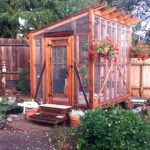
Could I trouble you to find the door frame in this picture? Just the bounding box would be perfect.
[45,35,74,106]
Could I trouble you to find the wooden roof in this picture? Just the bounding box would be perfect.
[30,2,140,35]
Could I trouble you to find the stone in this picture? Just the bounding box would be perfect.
[7,116,13,123]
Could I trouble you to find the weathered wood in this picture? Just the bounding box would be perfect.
[131,58,150,98]
[0,38,29,82]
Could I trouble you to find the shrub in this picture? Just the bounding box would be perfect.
[76,107,150,150]
[16,68,30,94]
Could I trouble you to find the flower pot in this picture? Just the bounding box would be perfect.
[70,117,80,128]
[25,108,38,117]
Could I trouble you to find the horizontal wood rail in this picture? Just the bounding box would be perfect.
[100,7,116,16]
[0,72,19,74]
[95,94,130,108]
[0,44,29,46]
[109,10,125,19]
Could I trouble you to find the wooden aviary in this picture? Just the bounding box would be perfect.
[29,2,140,109]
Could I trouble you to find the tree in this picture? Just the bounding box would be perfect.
[0,0,99,38]
[0,0,149,43]
[108,0,150,44]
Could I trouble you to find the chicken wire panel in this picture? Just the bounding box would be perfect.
[75,34,89,105]
[93,16,130,104]
[35,38,44,101]
[47,23,72,33]
[75,15,89,34]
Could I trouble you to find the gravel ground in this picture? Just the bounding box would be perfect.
[0,120,53,150]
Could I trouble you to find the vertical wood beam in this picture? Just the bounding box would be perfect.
[75,35,79,105]
[126,27,132,109]
[45,38,51,103]
[29,34,36,97]
[42,37,46,102]
[89,9,94,108]
[128,28,132,95]
[140,65,143,97]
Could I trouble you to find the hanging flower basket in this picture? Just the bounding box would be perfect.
[129,41,149,60]
[89,37,119,62]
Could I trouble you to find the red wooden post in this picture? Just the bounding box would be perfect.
[89,9,94,108]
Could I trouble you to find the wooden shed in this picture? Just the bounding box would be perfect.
[29,2,139,109]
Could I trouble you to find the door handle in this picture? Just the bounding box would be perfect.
[66,64,74,78]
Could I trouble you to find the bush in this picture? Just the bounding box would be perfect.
[76,107,150,150]
[16,68,30,94]
[49,127,78,150]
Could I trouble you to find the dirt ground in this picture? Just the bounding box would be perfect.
[0,120,53,150]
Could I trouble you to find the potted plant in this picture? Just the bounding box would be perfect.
[69,109,84,128]
[89,37,119,61]
[129,41,149,60]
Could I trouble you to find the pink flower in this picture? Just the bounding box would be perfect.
[129,46,134,51]
[106,36,111,42]
[89,50,95,59]
[137,41,143,45]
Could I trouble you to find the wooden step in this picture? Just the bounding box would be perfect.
[29,104,72,126]
[39,104,72,116]
[29,113,67,126]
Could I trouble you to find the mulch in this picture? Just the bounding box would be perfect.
[0,120,54,150]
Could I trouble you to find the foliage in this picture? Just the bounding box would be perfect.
[49,127,78,150]
[0,0,98,38]
[129,41,149,60]
[109,0,150,44]
[89,37,119,61]
[16,68,30,94]
[0,97,17,114]
[79,65,88,92]
[76,107,150,150]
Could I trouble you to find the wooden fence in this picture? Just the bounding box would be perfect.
[131,58,150,98]
[0,38,29,82]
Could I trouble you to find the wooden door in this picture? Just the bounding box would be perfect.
[45,36,74,105]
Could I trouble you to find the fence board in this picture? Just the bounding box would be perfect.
[131,58,150,98]
[0,38,29,82]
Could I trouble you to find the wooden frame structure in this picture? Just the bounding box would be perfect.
[29,2,139,109]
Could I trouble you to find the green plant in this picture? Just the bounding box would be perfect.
[129,41,149,60]
[91,37,119,61]
[16,68,30,94]
[49,127,78,150]
[79,65,88,91]
[79,66,88,75]
[76,107,150,150]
